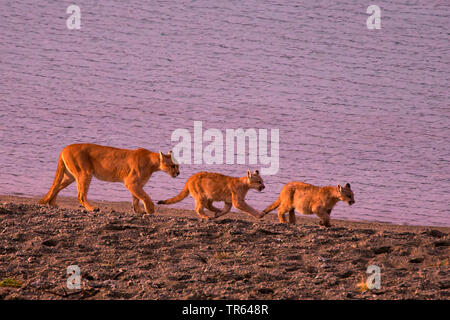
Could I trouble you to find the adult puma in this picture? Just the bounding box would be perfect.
[39,143,179,215]
[263,182,355,227]
[158,170,265,220]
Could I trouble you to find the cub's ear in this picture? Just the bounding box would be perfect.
[345,183,351,189]
[159,151,164,160]
[168,150,172,155]
[254,170,260,175]
[247,170,251,178]
[337,184,342,192]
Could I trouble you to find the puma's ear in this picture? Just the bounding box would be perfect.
[170,152,178,164]
[159,151,164,160]
[254,170,259,175]
[168,150,172,155]
[337,184,342,192]
[345,183,351,189]
[247,170,251,178]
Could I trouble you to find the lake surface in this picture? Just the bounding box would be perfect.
[1,1,449,226]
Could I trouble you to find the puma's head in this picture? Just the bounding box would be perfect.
[247,170,265,192]
[159,151,180,178]
[338,183,355,206]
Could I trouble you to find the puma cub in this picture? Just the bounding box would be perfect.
[263,182,355,227]
[158,170,265,220]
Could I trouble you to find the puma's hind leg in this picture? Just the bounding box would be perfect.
[39,155,70,206]
[76,173,99,212]
[61,153,98,212]
[48,173,75,206]
[205,199,221,214]
[194,198,210,220]
[277,204,290,223]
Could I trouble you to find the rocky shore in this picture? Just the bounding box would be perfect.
[0,196,448,300]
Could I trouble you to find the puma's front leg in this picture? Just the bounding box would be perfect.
[206,199,222,214]
[288,208,296,224]
[213,202,232,219]
[316,208,331,227]
[232,193,264,219]
[125,178,155,215]
[132,195,144,214]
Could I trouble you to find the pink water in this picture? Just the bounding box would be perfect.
[1,1,449,226]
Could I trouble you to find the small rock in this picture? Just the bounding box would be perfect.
[285,266,301,272]
[313,279,324,285]
[177,274,192,281]
[434,240,449,247]
[84,274,95,281]
[306,266,318,274]
[398,249,411,256]
[372,246,392,254]
[360,229,375,235]
[286,255,303,261]
[103,280,117,290]
[258,288,274,294]
[337,270,353,278]
[42,239,58,247]
[88,282,104,288]
[438,281,450,290]
[426,229,446,238]
[409,257,424,264]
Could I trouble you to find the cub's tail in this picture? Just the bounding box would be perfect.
[157,183,189,205]
[263,197,281,214]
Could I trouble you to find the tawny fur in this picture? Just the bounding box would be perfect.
[158,170,265,220]
[39,143,179,215]
[263,182,355,227]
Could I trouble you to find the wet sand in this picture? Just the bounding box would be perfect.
[0,195,448,300]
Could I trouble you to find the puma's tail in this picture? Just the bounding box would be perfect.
[157,183,189,205]
[38,154,65,204]
[263,197,281,214]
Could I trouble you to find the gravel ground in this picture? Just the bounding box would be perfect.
[0,196,448,300]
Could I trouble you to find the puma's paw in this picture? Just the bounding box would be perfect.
[319,221,331,228]
[133,206,144,214]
